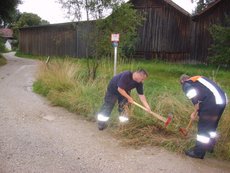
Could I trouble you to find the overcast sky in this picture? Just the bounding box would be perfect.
[17,0,197,24]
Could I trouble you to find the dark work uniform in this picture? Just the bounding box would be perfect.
[183,76,227,158]
[99,71,144,118]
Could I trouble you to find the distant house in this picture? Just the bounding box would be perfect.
[18,0,230,62]
[0,28,13,50]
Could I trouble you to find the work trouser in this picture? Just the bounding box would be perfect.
[98,90,129,119]
[194,104,226,155]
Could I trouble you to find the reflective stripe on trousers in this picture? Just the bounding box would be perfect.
[196,131,217,144]
[97,114,109,122]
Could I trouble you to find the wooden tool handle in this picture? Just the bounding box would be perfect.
[186,111,198,130]
[133,101,167,122]
[186,119,193,130]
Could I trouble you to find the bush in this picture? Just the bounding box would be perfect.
[0,38,6,52]
[209,16,230,67]
[94,3,144,58]
[0,54,7,66]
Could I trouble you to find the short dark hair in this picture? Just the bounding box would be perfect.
[179,74,190,84]
[136,69,148,77]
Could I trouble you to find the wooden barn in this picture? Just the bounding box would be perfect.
[19,0,230,62]
[130,0,191,61]
[19,21,95,57]
[131,0,230,62]
[190,0,230,62]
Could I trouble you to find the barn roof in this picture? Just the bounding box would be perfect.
[19,20,96,30]
[0,28,13,38]
[129,0,191,16]
[164,0,191,16]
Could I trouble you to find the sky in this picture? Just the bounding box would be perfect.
[17,0,71,24]
[17,0,197,24]
[172,0,197,13]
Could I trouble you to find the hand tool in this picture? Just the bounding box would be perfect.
[179,111,197,136]
[133,101,173,127]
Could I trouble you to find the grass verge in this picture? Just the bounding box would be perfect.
[31,56,230,160]
[0,54,7,66]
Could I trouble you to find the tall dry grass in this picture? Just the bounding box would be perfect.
[33,57,230,160]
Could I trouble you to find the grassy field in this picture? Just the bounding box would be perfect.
[31,56,230,160]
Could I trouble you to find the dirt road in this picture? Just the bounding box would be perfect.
[0,52,230,173]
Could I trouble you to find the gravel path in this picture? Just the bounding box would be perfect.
[0,52,230,173]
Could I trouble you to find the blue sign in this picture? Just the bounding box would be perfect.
[112,42,119,47]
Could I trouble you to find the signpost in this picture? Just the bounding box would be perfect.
[111,33,119,76]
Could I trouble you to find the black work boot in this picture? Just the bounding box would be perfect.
[185,147,205,159]
[98,121,107,130]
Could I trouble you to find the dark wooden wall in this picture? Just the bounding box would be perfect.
[19,21,95,57]
[131,0,191,61]
[131,0,230,62]
[190,0,230,62]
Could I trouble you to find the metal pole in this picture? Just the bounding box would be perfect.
[114,46,117,76]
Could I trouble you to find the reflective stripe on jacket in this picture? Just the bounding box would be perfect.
[188,76,226,105]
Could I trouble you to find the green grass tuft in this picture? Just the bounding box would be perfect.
[0,54,7,66]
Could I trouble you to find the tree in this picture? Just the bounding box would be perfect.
[208,15,230,66]
[94,2,144,58]
[57,0,124,21]
[194,0,216,14]
[0,0,21,26]
[58,0,125,80]
[0,37,6,52]
[58,1,144,80]
[15,12,49,28]
[13,12,49,37]
[12,12,49,49]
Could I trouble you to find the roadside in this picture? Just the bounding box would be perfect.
[0,52,230,173]
[0,53,7,66]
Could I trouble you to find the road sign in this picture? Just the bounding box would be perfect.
[111,33,120,76]
[111,33,120,42]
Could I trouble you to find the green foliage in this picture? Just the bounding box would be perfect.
[58,0,124,21]
[0,38,6,52]
[85,0,124,20]
[0,0,21,26]
[94,3,144,58]
[0,54,7,66]
[33,80,50,96]
[15,12,49,28]
[15,51,46,60]
[12,13,49,44]
[194,0,216,14]
[209,16,230,66]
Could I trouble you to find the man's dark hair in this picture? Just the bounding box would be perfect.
[179,74,190,84]
[136,69,148,77]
